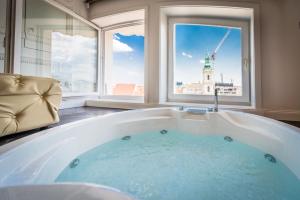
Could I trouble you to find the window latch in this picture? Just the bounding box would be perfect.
[243,58,249,71]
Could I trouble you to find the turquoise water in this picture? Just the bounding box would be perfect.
[56,131,300,200]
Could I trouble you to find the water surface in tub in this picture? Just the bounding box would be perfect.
[56,131,300,200]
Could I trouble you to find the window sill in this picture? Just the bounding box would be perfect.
[83,99,300,122]
[160,101,256,111]
[86,99,149,109]
[85,99,256,111]
[62,92,99,98]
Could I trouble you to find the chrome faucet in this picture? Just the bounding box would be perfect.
[214,88,219,112]
[178,106,184,111]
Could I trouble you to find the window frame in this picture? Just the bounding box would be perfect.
[167,17,251,106]
[13,0,101,98]
[100,20,145,102]
[0,0,17,74]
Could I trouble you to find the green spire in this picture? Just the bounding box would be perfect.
[204,55,212,69]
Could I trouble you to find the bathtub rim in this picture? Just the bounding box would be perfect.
[0,107,299,155]
[0,107,300,184]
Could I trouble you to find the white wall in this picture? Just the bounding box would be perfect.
[260,0,300,120]
[88,0,300,121]
[53,0,88,19]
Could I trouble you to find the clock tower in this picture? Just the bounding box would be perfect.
[202,55,214,95]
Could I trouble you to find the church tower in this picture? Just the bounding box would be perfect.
[202,55,214,95]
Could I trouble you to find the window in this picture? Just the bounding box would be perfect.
[103,22,145,99]
[168,18,250,105]
[0,0,8,72]
[19,0,98,95]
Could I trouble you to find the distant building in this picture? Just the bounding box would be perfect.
[181,82,202,94]
[215,83,241,96]
[175,55,241,96]
[202,56,215,95]
[133,85,144,96]
[112,83,144,96]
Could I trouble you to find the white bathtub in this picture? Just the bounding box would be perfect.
[0,107,299,188]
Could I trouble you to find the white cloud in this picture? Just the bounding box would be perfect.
[182,52,192,58]
[113,39,133,52]
[119,33,144,37]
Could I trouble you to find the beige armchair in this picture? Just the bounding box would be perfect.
[0,74,62,137]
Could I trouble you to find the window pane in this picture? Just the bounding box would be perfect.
[104,24,144,96]
[174,24,242,96]
[20,0,98,93]
[0,0,7,72]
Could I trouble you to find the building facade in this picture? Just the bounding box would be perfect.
[175,55,241,96]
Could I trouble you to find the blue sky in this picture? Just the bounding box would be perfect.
[111,33,144,85]
[175,24,242,86]
[111,24,242,86]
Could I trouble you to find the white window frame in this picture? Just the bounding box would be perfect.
[13,0,101,98]
[168,17,251,106]
[100,20,145,102]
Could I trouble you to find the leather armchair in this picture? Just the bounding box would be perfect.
[0,74,62,137]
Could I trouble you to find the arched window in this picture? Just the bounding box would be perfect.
[207,75,210,80]
[207,86,210,92]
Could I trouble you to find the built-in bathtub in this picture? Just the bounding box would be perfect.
[0,108,299,199]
